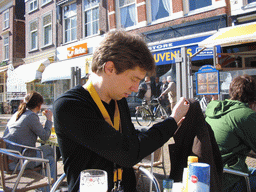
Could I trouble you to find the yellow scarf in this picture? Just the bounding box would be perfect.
[86,81,120,131]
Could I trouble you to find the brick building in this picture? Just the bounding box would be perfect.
[0,0,25,113]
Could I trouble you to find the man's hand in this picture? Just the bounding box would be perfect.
[170,97,189,124]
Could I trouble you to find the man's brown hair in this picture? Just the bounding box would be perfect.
[229,74,256,104]
[91,30,155,75]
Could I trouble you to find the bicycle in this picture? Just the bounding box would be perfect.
[135,97,168,127]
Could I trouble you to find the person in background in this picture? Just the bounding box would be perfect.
[3,91,55,178]
[160,75,177,113]
[154,76,162,97]
[160,77,170,115]
[205,74,256,191]
[199,94,212,113]
[53,30,189,192]
[138,75,156,103]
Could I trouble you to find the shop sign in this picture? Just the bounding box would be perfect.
[67,43,88,59]
[195,65,220,95]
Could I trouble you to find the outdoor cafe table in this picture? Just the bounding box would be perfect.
[37,134,58,182]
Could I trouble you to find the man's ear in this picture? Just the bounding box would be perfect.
[104,61,116,75]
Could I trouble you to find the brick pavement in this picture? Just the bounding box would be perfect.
[1,114,256,191]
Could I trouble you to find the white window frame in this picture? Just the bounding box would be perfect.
[63,2,77,43]
[147,0,172,24]
[3,10,9,30]
[41,0,52,7]
[83,0,100,38]
[183,0,224,16]
[243,0,256,8]
[3,35,9,61]
[42,12,53,47]
[29,19,38,51]
[116,0,137,29]
[29,0,38,13]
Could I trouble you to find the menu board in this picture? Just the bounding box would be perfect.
[196,65,220,95]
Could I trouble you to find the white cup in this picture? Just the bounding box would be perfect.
[80,169,108,192]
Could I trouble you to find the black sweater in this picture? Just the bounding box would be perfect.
[53,85,177,191]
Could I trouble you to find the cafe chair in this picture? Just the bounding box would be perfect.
[136,166,161,192]
[223,168,251,192]
[50,173,66,192]
[0,148,53,192]
[134,146,166,177]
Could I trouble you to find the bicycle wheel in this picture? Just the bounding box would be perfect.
[155,105,168,120]
[135,107,153,127]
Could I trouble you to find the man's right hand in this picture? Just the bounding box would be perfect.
[170,97,189,124]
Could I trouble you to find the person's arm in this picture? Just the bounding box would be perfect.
[54,95,187,168]
[28,113,52,141]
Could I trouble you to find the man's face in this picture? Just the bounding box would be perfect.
[155,77,159,83]
[109,66,146,100]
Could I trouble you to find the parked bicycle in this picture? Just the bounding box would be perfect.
[135,97,168,126]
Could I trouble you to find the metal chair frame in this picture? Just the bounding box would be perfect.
[223,168,251,192]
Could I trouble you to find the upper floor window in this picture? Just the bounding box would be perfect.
[42,0,52,6]
[117,0,136,28]
[151,0,171,21]
[248,0,256,3]
[83,0,99,37]
[3,10,9,29]
[63,3,77,43]
[29,0,38,12]
[3,36,9,60]
[42,13,52,46]
[189,0,212,11]
[30,20,38,50]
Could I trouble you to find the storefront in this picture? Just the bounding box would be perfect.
[198,22,256,99]
[41,35,104,103]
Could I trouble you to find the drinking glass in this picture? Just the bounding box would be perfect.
[80,169,108,192]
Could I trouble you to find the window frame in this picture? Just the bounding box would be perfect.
[243,0,256,8]
[42,11,53,47]
[147,0,172,24]
[3,10,9,30]
[29,0,38,13]
[3,35,9,61]
[63,2,77,44]
[115,0,137,29]
[41,0,52,7]
[83,0,100,38]
[29,19,38,51]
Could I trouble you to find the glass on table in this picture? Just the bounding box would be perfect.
[80,169,108,192]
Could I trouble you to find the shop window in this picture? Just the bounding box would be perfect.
[151,0,171,22]
[42,13,52,46]
[29,0,38,12]
[30,20,38,51]
[116,0,136,28]
[3,36,9,60]
[63,3,77,43]
[83,0,99,37]
[189,0,212,11]
[3,10,9,29]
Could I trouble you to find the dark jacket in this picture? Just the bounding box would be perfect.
[169,99,223,192]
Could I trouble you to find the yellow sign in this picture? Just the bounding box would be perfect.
[67,43,88,59]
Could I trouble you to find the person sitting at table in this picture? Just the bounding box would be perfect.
[3,91,55,178]
[53,30,190,192]
[205,74,256,191]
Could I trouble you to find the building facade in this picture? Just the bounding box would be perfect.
[0,0,25,113]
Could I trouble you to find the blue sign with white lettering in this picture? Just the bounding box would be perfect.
[149,35,221,65]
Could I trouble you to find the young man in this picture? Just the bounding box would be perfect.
[53,30,189,192]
